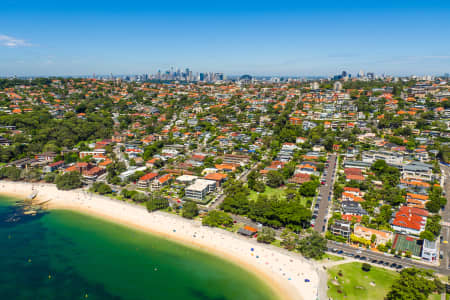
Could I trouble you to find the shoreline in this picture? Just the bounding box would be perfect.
[0,180,320,300]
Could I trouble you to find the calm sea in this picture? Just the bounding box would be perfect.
[0,195,277,300]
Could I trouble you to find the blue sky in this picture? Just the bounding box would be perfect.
[1,0,450,76]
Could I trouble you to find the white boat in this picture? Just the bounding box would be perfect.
[27,192,38,200]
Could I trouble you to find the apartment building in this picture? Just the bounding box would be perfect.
[185,179,216,202]
[362,150,404,165]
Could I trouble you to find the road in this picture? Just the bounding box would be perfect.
[439,163,450,270]
[324,163,450,276]
[327,240,450,275]
[313,153,338,233]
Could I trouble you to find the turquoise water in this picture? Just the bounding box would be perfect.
[0,195,278,300]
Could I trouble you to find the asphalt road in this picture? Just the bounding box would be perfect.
[439,164,450,270]
[328,240,449,275]
[313,154,337,233]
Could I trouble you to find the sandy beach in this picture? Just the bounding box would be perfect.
[0,180,320,300]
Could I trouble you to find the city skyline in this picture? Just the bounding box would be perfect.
[1,0,450,76]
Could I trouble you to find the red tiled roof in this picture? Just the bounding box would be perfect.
[140,173,158,181]
[158,174,171,184]
[49,160,64,167]
[342,215,362,222]
[344,168,363,176]
[392,214,423,230]
[344,187,360,193]
[398,206,429,217]
[346,174,365,181]
[204,173,228,181]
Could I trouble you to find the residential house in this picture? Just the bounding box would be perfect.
[362,150,404,165]
[43,160,65,173]
[203,173,228,187]
[353,224,393,246]
[152,174,172,190]
[402,162,434,182]
[391,206,428,236]
[422,239,438,262]
[82,166,106,183]
[341,201,368,216]
[79,150,106,159]
[406,193,429,209]
[36,152,57,162]
[137,172,158,188]
[330,220,351,238]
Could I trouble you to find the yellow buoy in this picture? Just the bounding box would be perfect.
[85,294,88,298]
[28,259,32,263]
[48,275,51,279]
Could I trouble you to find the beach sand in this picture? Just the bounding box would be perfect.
[0,180,320,300]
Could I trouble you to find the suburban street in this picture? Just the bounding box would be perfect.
[327,240,450,275]
[313,153,337,233]
[439,164,450,271]
[323,164,450,277]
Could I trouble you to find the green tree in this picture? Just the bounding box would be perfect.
[182,201,199,219]
[146,194,168,211]
[280,228,298,250]
[90,182,112,195]
[132,192,148,203]
[55,172,82,190]
[297,231,327,259]
[298,181,318,197]
[386,268,440,300]
[361,263,371,272]
[266,170,284,188]
[257,227,276,244]
[44,172,57,183]
[0,166,22,181]
[202,210,233,227]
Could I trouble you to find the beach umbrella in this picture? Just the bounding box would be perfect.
[251,248,254,251]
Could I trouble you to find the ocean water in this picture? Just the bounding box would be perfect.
[0,195,278,300]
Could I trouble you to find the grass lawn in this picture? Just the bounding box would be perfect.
[327,262,398,300]
[322,253,344,262]
[248,186,286,201]
[248,186,310,206]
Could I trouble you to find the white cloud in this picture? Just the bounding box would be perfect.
[0,34,32,47]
